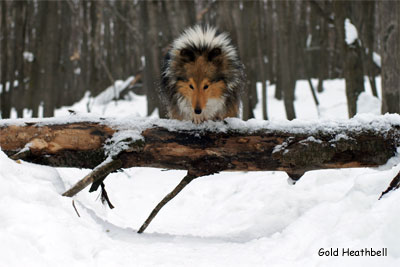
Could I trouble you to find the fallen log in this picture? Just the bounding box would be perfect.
[2,115,399,176]
[1,114,400,232]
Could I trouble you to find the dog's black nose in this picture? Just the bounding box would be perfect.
[194,108,202,114]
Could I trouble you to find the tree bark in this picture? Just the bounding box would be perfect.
[333,1,365,118]
[1,117,399,179]
[257,0,268,120]
[139,0,159,117]
[359,1,379,98]
[276,0,297,120]
[1,1,11,119]
[231,0,257,120]
[380,0,400,114]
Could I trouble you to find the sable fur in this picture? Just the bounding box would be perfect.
[160,25,245,123]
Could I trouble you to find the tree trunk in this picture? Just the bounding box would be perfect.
[360,1,379,98]
[316,1,328,93]
[276,0,296,120]
[1,1,11,118]
[333,1,365,118]
[232,1,257,120]
[380,0,400,114]
[257,0,268,120]
[140,1,162,117]
[11,1,27,118]
[344,40,365,118]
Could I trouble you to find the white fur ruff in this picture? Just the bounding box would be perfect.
[177,96,226,124]
[171,25,238,64]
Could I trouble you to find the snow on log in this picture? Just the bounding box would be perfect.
[1,114,400,178]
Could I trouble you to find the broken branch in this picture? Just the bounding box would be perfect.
[379,170,400,200]
[138,171,198,234]
[62,158,122,197]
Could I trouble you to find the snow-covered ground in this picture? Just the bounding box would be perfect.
[2,77,400,267]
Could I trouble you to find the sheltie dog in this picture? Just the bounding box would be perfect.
[160,25,245,124]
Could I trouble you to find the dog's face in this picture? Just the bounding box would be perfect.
[172,48,228,123]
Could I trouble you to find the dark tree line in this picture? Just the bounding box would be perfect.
[0,0,398,120]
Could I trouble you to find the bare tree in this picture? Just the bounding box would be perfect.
[358,1,379,97]
[276,0,297,120]
[333,0,364,118]
[1,1,11,118]
[257,0,269,120]
[380,0,400,114]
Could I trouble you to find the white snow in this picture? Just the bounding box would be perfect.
[254,78,382,121]
[141,56,145,67]
[54,77,148,118]
[306,34,312,48]
[345,18,358,45]
[23,51,34,62]
[373,52,382,68]
[74,67,81,75]
[300,136,323,144]
[92,77,135,106]
[357,92,381,115]
[0,80,19,94]
[1,76,400,266]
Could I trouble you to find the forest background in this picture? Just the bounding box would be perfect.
[0,0,399,120]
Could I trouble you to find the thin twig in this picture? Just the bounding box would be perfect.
[62,159,122,197]
[307,78,320,107]
[137,172,198,234]
[379,170,400,200]
[72,200,80,217]
[100,182,115,209]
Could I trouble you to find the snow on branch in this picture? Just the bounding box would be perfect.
[345,18,359,45]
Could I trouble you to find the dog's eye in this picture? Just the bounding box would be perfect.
[189,84,194,90]
[203,85,208,90]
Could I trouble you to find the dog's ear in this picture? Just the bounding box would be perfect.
[180,48,195,62]
[208,47,222,62]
